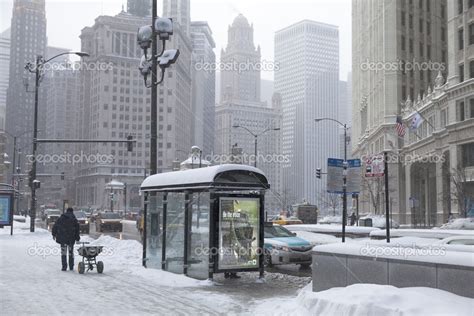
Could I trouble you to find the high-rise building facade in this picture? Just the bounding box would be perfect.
[76,11,151,210]
[190,21,216,156]
[215,15,282,212]
[275,20,340,206]
[352,0,448,223]
[5,0,47,174]
[0,28,10,130]
[163,0,190,36]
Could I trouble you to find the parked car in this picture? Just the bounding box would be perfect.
[45,209,61,230]
[95,212,123,232]
[74,210,90,234]
[264,223,312,268]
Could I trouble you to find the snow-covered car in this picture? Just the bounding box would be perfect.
[264,223,312,268]
[434,235,474,253]
[95,212,123,232]
[74,211,90,234]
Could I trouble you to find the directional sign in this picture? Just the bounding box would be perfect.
[327,158,361,194]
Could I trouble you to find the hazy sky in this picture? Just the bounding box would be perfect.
[0,0,352,81]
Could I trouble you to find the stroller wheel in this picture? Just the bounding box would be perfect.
[97,261,104,274]
[78,262,85,274]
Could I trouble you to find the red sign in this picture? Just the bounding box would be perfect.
[365,155,385,177]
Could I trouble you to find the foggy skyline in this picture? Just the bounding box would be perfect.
[0,0,352,81]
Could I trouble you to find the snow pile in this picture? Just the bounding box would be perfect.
[286,224,378,235]
[439,218,474,230]
[370,228,474,239]
[359,214,400,229]
[294,231,350,245]
[255,283,474,316]
[318,215,342,224]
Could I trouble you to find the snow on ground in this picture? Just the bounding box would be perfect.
[3,219,473,315]
[286,224,379,235]
[255,283,474,316]
[438,218,474,230]
[370,228,474,239]
[358,214,400,229]
[293,231,352,246]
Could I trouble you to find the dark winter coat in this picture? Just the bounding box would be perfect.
[52,212,80,244]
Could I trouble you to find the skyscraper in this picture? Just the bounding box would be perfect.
[215,15,282,212]
[5,0,47,169]
[275,20,340,206]
[0,28,10,130]
[163,0,190,36]
[190,21,216,156]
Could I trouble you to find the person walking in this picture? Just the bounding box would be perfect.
[52,207,80,271]
[350,212,357,226]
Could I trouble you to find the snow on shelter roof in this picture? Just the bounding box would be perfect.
[140,164,269,191]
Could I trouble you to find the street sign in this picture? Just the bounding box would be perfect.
[327,158,361,194]
[365,154,385,177]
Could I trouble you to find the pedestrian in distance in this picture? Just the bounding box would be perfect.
[350,212,357,226]
[52,207,80,271]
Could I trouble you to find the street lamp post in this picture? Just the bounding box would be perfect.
[315,118,349,242]
[25,51,89,232]
[232,125,280,168]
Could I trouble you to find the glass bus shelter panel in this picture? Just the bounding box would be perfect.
[165,192,186,274]
[187,192,210,280]
[146,192,164,269]
[218,197,260,270]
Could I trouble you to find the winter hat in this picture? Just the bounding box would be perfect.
[66,207,74,213]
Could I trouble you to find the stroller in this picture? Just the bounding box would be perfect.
[77,242,104,274]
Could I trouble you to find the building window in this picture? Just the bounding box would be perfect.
[470,24,474,45]
[441,27,446,42]
[461,143,474,167]
[419,43,424,56]
[409,38,414,53]
[471,60,474,78]
[419,18,423,33]
[426,0,430,11]
[458,101,465,121]
[401,35,406,50]
[440,109,447,128]
[409,15,413,28]
[471,0,474,8]
[470,99,474,119]
[459,28,464,50]
[426,21,431,35]
[460,64,465,82]
[459,0,464,13]
[401,12,406,26]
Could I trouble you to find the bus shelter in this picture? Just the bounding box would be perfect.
[140,164,269,280]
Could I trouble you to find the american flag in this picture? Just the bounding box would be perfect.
[395,115,406,137]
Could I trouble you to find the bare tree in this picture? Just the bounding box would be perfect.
[361,176,384,215]
[450,164,472,218]
[317,191,341,216]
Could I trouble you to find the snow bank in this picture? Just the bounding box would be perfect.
[286,224,379,235]
[318,215,342,224]
[255,283,474,316]
[312,242,474,267]
[439,218,474,230]
[370,228,474,239]
[294,231,350,246]
[359,214,400,229]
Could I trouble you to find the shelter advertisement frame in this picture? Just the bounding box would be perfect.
[0,192,13,226]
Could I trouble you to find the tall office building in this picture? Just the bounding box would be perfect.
[163,0,190,36]
[5,0,47,175]
[190,21,216,156]
[215,15,282,212]
[41,48,81,207]
[0,28,10,130]
[352,0,448,223]
[76,11,151,210]
[127,0,150,17]
[275,20,340,206]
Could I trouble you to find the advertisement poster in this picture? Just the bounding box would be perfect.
[218,198,260,270]
[0,194,12,225]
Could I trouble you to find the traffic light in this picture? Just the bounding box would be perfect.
[316,168,321,179]
[127,135,133,152]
